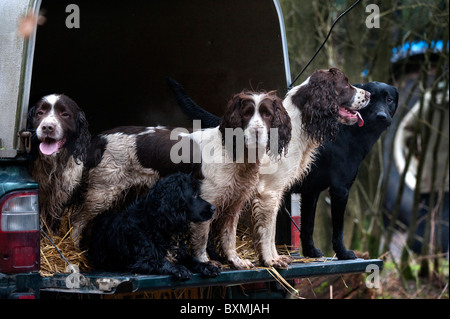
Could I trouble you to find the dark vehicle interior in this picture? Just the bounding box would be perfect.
[30,0,290,135]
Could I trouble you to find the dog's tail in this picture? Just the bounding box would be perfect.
[167,77,220,128]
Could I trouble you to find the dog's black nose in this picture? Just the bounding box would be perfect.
[210,205,216,213]
[42,124,54,133]
[376,112,388,120]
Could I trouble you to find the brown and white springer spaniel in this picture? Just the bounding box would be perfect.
[168,68,370,268]
[27,94,90,232]
[253,68,370,267]
[72,90,291,269]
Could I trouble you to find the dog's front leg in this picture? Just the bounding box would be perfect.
[71,183,124,247]
[179,254,221,278]
[252,192,292,268]
[131,257,192,280]
[175,238,221,277]
[158,260,193,281]
[217,211,254,270]
[189,219,221,267]
[329,187,356,260]
[300,191,324,258]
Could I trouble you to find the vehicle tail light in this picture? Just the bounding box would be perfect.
[0,191,40,273]
[290,193,301,250]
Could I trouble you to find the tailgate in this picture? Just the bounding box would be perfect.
[40,258,382,295]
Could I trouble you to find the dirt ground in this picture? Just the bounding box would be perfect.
[293,252,449,299]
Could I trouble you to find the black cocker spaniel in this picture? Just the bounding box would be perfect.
[87,172,220,280]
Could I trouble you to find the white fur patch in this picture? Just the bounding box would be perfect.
[137,127,156,135]
[244,93,270,150]
[36,95,64,142]
[351,86,370,109]
[43,94,60,106]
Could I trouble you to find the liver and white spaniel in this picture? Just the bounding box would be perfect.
[72,90,291,269]
[253,68,370,267]
[27,94,90,231]
[169,68,370,268]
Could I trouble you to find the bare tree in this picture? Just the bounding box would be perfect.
[280,0,449,282]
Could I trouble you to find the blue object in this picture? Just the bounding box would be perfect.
[391,40,447,63]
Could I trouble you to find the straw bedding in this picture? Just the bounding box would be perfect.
[39,207,90,277]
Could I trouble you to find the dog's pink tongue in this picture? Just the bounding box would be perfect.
[356,112,364,127]
[39,141,60,155]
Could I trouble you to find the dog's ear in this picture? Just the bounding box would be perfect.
[76,110,90,140]
[292,71,339,143]
[186,172,201,194]
[177,179,188,203]
[77,111,91,144]
[219,93,243,143]
[72,109,91,164]
[26,105,36,130]
[269,95,292,157]
[25,104,40,159]
[152,178,186,229]
[219,93,245,160]
[392,87,399,114]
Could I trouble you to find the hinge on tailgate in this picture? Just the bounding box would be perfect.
[96,278,121,292]
[18,130,33,153]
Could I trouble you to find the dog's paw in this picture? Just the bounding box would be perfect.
[229,255,254,270]
[277,255,293,267]
[199,263,221,278]
[263,255,293,268]
[171,265,192,281]
[303,246,324,258]
[336,249,357,260]
[207,259,223,269]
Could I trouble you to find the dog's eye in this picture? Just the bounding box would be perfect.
[261,111,272,118]
[36,110,44,116]
[386,97,393,103]
[243,109,254,118]
[61,112,70,118]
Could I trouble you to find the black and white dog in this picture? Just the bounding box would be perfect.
[87,172,221,280]
[168,80,397,260]
[27,94,90,232]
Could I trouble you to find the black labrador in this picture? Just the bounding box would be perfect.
[291,82,398,259]
[168,79,398,260]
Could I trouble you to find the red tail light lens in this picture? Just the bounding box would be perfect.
[0,191,40,273]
